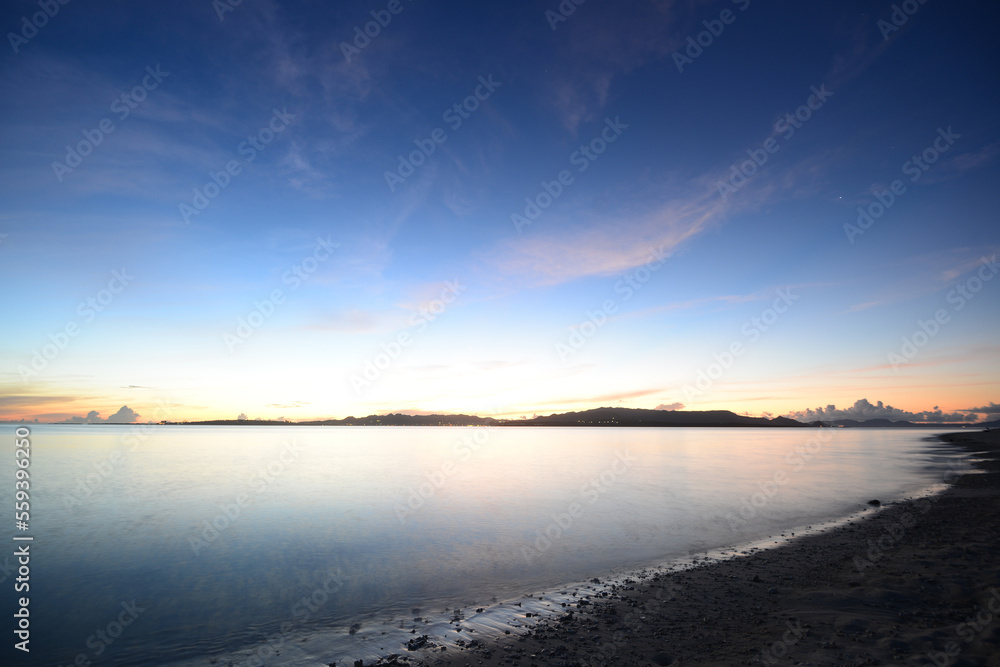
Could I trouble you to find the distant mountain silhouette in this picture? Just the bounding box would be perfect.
[187,413,497,426]
[506,407,805,427]
[300,413,496,426]
[808,418,1000,429]
[182,410,1000,429]
[823,418,910,427]
[185,409,800,427]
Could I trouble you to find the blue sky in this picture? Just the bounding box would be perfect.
[1,0,998,422]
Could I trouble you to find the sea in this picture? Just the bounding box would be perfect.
[0,424,973,666]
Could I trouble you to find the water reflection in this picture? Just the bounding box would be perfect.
[1,424,970,666]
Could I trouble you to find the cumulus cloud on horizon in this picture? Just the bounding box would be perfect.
[784,398,979,423]
[958,401,1000,422]
[60,406,141,424]
[655,402,684,411]
[960,401,1000,413]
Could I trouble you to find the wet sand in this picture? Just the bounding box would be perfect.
[356,429,1000,666]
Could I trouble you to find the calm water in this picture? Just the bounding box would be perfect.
[0,425,971,666]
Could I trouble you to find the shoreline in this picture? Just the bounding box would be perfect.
[356,429,1000,667]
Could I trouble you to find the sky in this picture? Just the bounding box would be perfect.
[1,0,998,423]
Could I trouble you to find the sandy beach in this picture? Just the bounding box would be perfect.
[357,430,1000,667]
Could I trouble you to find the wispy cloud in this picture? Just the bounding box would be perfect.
[838,247,1000,313]
[490,188,721,286]
[0,394,73,409]
[549,386,667,407]
[532,0,682,133]
[304,309,387,334]
[266,401,311,409]
[842,301,883,314]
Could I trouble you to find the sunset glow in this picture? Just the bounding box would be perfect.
[1,1,997,424]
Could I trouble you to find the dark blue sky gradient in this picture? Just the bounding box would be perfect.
[1,0,998,421]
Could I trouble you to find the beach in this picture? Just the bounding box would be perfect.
[384,430,1000,667]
